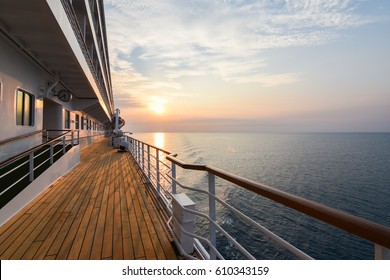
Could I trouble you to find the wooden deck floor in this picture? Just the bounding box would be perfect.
[0,139,178,260]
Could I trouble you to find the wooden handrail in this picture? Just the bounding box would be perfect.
[127,136,390,249]
[0,130,46,146]
[165,155,390,249]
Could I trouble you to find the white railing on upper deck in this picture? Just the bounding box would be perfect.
[125,136,390,260]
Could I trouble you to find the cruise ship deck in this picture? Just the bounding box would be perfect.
[0,139,177,260]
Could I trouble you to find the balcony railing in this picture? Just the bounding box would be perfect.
[0,130,79,209]
[125,136,390,260]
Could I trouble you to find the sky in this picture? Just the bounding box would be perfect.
[104,0,390,132]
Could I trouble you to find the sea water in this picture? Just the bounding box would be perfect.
[133,132,390,259]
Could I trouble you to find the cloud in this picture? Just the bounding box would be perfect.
[104,0,384,109]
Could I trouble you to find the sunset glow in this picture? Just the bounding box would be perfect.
[105,0,390,132]
[149,102,165,114]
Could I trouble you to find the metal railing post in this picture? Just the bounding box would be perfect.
[50,143,54,164]
[133,140,136,158]
[156,149,160,194]
[375,244,390,260]
[134,140,137,160]
[62,136,66,154]
[29,153,34,182]
[171,162,177,194]
[71,131,74,146]
[208,172,217,259]
[137,141,141,165]
[142,143,145,171]
[147,145,151,179]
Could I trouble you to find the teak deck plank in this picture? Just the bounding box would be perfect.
[0,138,177,260]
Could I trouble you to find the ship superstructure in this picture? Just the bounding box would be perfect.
[0,0,114,224]
[0,0,113,160]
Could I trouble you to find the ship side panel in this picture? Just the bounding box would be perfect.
[0,36,43,162]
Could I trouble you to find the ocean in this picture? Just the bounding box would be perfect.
[133,132,390,259]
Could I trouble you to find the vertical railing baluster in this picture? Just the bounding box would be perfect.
[171,162,177,194]
[29,153,34,182]
[142,143,145,171]
[156,149,160,194]
[137,141,141,165]
[71,131,74,146]
[134,140,136,160]
[50,142,54,164]
[147,145,151,179]
[62,136,66,154]
[375,244,390,260]
[208,172,216,260]
[135,141,138,163]
[135,140,138,161]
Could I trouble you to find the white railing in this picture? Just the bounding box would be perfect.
[0,130,79,205]
[125,136,390,260]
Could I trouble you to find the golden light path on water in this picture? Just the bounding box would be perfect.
[153,132,165,149]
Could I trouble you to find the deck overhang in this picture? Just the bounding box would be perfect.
[0,0,113,123]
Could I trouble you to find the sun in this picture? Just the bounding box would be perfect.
[149,102,165,114]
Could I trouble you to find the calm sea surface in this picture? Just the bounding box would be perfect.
[133,132,390,259]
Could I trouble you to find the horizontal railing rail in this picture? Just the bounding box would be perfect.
[0,130,80,208]
[0,130,46,146]
[125,136,390,260]
[0,130,78,168]
[167,156,390,249]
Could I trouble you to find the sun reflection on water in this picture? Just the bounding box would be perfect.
[153,132,165,149]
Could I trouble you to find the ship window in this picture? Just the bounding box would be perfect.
[16,89,34,126]
[75,114,80,129]
[64,110,70,129]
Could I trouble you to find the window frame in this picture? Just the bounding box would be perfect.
[81,116,84,130]
[75,114,80,130]
[64,109,71,129]
[16,89,34,126]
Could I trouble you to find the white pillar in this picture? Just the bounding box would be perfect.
[171,193,195,254]
[115,108,120,131]
[375,244,390,260]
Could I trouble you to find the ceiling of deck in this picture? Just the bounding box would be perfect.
[0,0,111,122]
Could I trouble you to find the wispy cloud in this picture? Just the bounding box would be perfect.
[105,0,383,108]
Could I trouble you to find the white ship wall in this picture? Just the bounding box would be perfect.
[0,35,107,163]
[0,36,43,162]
